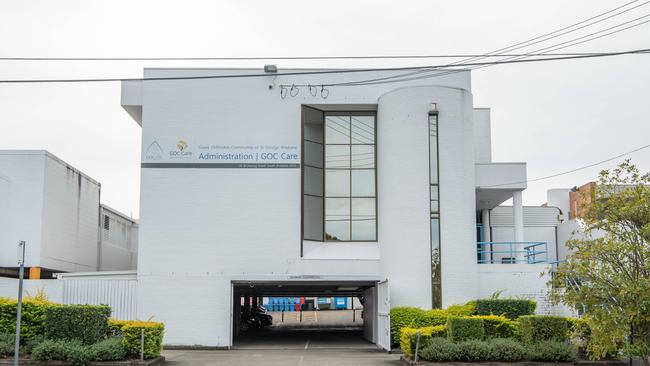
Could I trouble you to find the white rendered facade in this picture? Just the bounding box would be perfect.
[122,67,546,348]
[0,150,137,276]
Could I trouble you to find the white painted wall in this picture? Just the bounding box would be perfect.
[99,205,138,271]
[473,108,492,164]
[546,188,570,218]
[478,264,552,314]
[0,277,63,303]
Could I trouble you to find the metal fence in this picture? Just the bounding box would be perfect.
[477,241,548,264]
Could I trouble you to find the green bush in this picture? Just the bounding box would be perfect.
[399,325,446,358]
[390,303,475,347]
[488,338,526,361]
[120,321,164,359]
[0,297,58,343]
[475,298,536,320]
[519,315,569,344]
[526,340,578,362]
[31,339,94,366]
[470,315,518,339]
[419,337,459,362]
[23,334,46,355]
[0,333,13,357]
[44,304,111,344]
[90,337,127,361]
[456,339,491,361]
[447,317,484,342]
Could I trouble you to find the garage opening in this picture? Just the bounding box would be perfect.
[231,281,385,350]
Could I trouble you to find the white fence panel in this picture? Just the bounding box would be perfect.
[62,278,137,320]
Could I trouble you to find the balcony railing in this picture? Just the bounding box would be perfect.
[477,241,548,264]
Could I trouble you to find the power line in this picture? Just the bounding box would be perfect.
[477,144,650,188]
[2,48,645,84]
[0,52,627,62]
[303,1,650,88]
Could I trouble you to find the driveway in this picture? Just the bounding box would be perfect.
[163,320,401,365]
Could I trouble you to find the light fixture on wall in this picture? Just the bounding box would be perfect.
[429,102,438,115]
[280,86,288,99]
[290,84,299,97]
[320,85,330,99]
[308,84,317,97]
[264,64,278,73]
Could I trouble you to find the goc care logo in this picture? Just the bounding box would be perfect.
[170,139,192,159]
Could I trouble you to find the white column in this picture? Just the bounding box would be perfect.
[481,209,491,242]
[513,191,524,242]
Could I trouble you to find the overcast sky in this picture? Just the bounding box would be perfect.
[1,0,649,218]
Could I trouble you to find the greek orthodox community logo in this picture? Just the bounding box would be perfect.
[177,140,188,151]
[144,141,164,161]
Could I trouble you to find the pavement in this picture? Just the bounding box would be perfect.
[162,310,401,365]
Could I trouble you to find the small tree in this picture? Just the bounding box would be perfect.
[551,161,650,365]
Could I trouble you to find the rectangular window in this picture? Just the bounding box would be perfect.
[429,110,442,309]
[302,107,377,242]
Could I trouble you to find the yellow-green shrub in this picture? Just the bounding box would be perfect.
[400,325,446,358]
[390,302,475,347]
[470,315,518,339]
[109,320,164,359]
[0,296,58,343]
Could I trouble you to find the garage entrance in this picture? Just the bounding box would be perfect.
[231,281,389,350]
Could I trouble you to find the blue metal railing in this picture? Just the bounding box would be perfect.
[477,241,548,264]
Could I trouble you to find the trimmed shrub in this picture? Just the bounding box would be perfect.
[488,338,526,362]
[526,340,578,362]
[456,339,491,361]
[0,297,58,343]
[475,298,536,320]
[90,337,127,361]
[23,334,46,355]
[447,317,484,342]
[120,321,164,359]
[107,319,130,337]
[390,307,426,346]
[399,325,446,358]
[0,333,13,357]
[519,315,569,344]
[419,337,459,362]
[44,304,111,344]
[31,339,94,366]
[390,303,475,347]
[470,314,518,339]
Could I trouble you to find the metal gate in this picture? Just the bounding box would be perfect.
[377,279,391,351]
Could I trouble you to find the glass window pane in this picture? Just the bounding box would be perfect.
[304,108,324,143]
[351,116,375,144]
[325,198,350,241]
[431,200,439,212]
[325,170,350,197]
[304,140,323,168]
[352,220,376,241]
[304,166,323,196]
[325,116,350,144]
[352,170,375,197]
[429,116,439,184]
[351,145,375,168]
[325,145,350,169]
[303,195,323,240]
[352,198,376,240]
[430,185,439,198]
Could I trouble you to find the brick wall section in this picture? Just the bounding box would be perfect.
[568,182,596,220]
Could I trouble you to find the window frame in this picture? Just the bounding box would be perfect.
[301,108,378,244]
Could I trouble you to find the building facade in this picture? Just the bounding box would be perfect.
[121,67,550,348]
[0,150,137,277]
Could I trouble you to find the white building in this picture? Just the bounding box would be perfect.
[0,150,137,277]
[120,66,554,349]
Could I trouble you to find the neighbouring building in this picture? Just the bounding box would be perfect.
[119,66,562,349]
[0,150,137,278]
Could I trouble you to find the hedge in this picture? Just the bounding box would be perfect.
[419,337,527,362]
[475,298,536,320]
[0,297,57,343]
[416,338,575,363]
[390,302,475,346]
[31,337,128,366]
[111,320,164,359]
[44,304,111,345]
[399,325,446,358]
[470,315,518,339]
[519,315,569,344]
[447,317,484,342]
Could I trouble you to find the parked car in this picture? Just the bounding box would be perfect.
[240,306,272,331]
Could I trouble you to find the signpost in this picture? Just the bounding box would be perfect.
[14,241,25,366]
